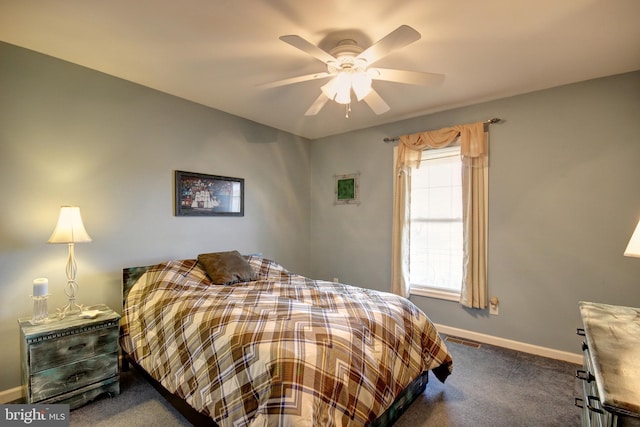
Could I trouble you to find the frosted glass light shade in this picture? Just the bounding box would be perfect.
[333,73,352,105]
[351,72,372,101]
[624,219,640,258]
[334,87,351,104]
[48,206,92,243]
[321,78,338,100]
[320,71,371,105]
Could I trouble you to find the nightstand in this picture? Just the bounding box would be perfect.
[18,304,120,409]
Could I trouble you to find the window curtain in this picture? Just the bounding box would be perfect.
[391,121,488,309]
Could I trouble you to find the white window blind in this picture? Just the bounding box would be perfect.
[409,145,463,299]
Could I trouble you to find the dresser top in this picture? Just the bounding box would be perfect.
[18,304,120,339]
[580,301,640,417]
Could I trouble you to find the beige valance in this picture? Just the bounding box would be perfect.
[396,121,487,171]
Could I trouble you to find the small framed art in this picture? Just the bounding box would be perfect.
[175,170,244,216]
[334,173,360,205]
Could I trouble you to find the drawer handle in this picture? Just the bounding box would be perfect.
[67,343,87,352]
[587,395,604,414]
[581,341,588,351]
[574,397,584,409]
[576,328,585,337]
[576,370,595,383]
[65,371,87,385]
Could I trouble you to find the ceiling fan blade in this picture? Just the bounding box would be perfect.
[370,68,445,86]
[280,35,337,64]
[363,89,390,115]
[304,93,330,116]
[357,25,421,66]
[258,72,331,89]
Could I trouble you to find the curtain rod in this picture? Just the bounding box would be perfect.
[383,118,501,143]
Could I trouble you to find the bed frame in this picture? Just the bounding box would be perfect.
[121,264,430,426]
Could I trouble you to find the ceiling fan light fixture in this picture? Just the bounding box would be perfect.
[321,70,370,106]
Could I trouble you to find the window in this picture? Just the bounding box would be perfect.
[409,145,463,300]
[391,122,488,307]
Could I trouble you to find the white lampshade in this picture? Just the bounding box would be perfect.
[48,206,92,244]
[624,219,640,258]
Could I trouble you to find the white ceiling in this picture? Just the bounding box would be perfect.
[1,0,639,140]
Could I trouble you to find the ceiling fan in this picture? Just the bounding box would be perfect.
[260,25,444,117]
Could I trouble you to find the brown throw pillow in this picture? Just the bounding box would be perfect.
[197,250,257,285]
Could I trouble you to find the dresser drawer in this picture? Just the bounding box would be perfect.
[28,326,118,372]
[30,352,118,402]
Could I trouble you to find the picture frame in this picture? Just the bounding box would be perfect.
[175,170,244,216]
[334,172,360,205]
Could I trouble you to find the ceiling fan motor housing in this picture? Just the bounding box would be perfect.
[327,39,368,73]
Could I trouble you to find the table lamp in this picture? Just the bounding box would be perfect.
[48,206,92,318]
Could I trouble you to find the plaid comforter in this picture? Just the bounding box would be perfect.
[120,256,452,427]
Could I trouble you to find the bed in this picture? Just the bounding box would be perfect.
[120,251,452,426]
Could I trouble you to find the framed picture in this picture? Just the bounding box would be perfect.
[334,172,360,205]
[175,170,244,216]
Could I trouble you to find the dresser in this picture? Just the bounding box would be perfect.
[19,305,120,409]
[576,301,640,426]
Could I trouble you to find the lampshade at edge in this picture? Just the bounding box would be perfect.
[624,219,640,258]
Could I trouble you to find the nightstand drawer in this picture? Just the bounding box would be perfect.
[28,325,118,372]
[30,351,118,402]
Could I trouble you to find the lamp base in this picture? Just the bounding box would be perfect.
[57,300,85,319]
[57,277,84,319]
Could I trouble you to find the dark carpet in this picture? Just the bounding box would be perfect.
[70,338,582,426]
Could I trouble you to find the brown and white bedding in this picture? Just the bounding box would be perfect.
[120,255,452,426]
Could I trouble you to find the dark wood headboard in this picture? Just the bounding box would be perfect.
[122,253,264,308]
[122,265,153,308]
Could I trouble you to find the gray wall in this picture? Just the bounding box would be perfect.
[0,42,311,392]
[310,70,640,354]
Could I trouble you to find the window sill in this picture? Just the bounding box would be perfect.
[410,287,460,302]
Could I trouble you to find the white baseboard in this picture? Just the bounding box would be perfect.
[435,323,583,365]
[0,386,22,404]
